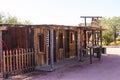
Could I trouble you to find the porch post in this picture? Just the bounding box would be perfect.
[50,28,54,70]
[80,29,83,61]
[99,28,102,60]
[77,29,80,60]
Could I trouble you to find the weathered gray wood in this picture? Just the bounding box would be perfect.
[77,29,80,61]
[50,29,54,70]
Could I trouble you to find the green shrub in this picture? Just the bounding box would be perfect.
[116,36,120,41]
[110,41,120,46]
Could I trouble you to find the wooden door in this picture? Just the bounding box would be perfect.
[69,31,77,58]
[35,28,49,66]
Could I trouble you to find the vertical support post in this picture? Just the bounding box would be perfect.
[30,28,34,49]
[83,30,86,55]
[63,30,65,61]
[90,47,92,64]
[77,29,80,61]
[80,30,83,61]
[84,18,87,27]
[50,29,54,71]
[99,27,102,60]
[83,18,87,55]
[0,31,3,77]
[84,17,87,49]
[84,17,87,50]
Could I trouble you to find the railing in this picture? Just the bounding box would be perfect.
[2,48,35,78]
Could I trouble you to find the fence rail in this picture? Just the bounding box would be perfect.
[2,48,35,78]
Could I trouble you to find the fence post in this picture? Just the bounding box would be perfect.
[3,51,6,78]
[6,50,9,76]
[15,49,19,74]
[23,49,27,72]
[29,49,31,71]
[18,49,21,74]
[31,48,34,70]
[21,49,24,73]
[12,50,16,75]
[9,50,12,74]
[26,48,29,72]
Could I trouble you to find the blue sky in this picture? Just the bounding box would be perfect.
[0,0,120,25]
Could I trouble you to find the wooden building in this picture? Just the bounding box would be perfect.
[33,25,78,71]
[0,16,104,78]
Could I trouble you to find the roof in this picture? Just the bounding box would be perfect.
[0,24,104,31]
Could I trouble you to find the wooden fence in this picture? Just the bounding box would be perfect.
[2,48,35,78]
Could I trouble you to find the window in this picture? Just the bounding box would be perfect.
[39,34,44,52]
[59,33,63,48]
[70,32,75,43]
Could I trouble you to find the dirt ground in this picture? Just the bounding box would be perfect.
[7,48,120,80]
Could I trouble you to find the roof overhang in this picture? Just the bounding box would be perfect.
[0,26,7,30]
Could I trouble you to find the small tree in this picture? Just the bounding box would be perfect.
[101,17,120,46]
[102,32,113,45]
[0,13,5,23]
[0,12,32,24]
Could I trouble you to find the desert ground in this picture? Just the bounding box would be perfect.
[6,47,120,80]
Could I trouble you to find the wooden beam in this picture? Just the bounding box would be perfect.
[80,16,102,18]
